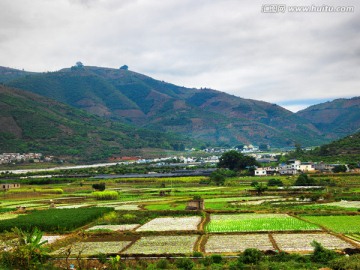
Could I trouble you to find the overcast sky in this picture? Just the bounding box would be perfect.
[0,0,359,112]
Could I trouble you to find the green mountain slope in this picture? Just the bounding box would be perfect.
[0,66,33,83]
[292,132,360,163]
[297,97,360,139]
[5,65,328,147]
[0,85,189,161]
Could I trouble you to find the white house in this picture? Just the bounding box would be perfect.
[254,168,267,176]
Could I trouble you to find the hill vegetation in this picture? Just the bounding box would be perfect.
[287,131,360,163]
[297,97,360,139]
[4,65,328,147]
[0,85,190,161]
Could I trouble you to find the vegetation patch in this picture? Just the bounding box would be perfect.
[0,207,113,233]
[301,215,360,233]
[206,214,320,232]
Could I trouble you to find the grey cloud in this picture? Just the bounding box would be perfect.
[0,0,359,111]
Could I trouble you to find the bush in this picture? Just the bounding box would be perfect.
[192,251,203,257]
[329,254,360,270]
[156,258,170,269]
[268,179,284,186]
[294,174,316,186]
[92,182,106,191]
[175,257,194,270]
[211,254,223,264]
[241,248,263,264]
[311,241,339,264]
[201,256,213,266]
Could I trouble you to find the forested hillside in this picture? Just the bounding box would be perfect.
[0,85,189,161]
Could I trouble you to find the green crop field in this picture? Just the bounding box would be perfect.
[301,215,360,233]
[206,213,320,232]
[0,207,113,233]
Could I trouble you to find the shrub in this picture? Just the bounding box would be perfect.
[211,254,223,264]
[92,182,106,191]
[329,254,360,270]
[268,179,284,186]
[156,258,170,269]
[175,257,194,270]
[0,227,50,269]
[192,251,203,257]
[241,248,263,264]
[201,256,213,266]
[251,181,259,187]
[311,241,339,264]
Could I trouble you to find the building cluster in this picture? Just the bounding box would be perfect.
[0,153,53,165]
[255,160,348,176]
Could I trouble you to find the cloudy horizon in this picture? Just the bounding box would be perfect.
[1,0,359,112]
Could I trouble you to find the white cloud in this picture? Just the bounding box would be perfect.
[0,0,359,111]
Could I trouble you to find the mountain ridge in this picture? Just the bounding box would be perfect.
[0,84,190,160]
[3,65,329,148]
[297,96,360,139]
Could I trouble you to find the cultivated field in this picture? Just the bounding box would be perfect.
[273,233,355,251]
[136,216,201,231]
[205,234,274,253]
[206,213,320,232]
[302,215,360,233]
[123,235,198,254]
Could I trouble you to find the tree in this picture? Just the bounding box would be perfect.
[294,174,316,186]
[210,170,226,186]
[259,144,269,151]
[119,65,128,70]
[218,150,258,171]
[254,183,268,195]
[92,182,105,191]
[332,165,347,173]
[268,179,283,186]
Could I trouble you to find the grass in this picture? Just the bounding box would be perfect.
[206,214,320,233]
[301,215,360,233]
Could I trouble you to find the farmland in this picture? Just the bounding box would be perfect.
[123,235,198,254]
[206,214,320,232]
[301,215,360,233]
[272,233,355,251]
[0,171,360,269]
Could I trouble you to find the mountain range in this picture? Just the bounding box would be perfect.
[0,64,359,158]
[0,84,188,161]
